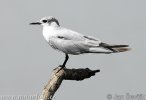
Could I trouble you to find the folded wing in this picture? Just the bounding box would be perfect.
[48,28,130,54]
[48,36,114,55]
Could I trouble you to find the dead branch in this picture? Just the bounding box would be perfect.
[39,66,100,100]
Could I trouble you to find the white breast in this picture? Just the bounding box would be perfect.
[42,26,56,42]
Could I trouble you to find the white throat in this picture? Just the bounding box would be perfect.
[42,25,58,42]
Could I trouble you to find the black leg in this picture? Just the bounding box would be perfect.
[57,54,69,73]
[61,54,69,68]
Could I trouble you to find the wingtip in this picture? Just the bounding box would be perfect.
[114,47,131,52]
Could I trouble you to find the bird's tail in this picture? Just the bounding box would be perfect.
[111,46,131,52]
[99,43,131,53]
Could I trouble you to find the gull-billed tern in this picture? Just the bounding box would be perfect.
[30,16,130,68]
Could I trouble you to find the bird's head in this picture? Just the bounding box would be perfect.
[30,16,60,27]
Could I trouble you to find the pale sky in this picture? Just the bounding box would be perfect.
[0,0,146,100]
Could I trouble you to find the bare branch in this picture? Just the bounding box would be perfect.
[39,66,100,100]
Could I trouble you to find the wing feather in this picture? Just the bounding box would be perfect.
[48,28,107,54]
[48,37,90,55]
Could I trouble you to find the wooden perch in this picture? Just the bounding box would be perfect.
[39,66,100,100]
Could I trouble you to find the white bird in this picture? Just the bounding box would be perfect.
[30,16,130,68]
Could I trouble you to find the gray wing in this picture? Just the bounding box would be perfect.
[56,28,102,46]
[56,27,101,41]
[48,28,113,54]
[48,35,112,55]
[48,36,90,55]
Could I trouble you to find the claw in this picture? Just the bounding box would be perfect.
[56,66,65,73]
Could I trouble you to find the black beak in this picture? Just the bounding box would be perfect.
[29,22,41,25]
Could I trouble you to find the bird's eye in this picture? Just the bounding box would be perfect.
[42,20,47,23]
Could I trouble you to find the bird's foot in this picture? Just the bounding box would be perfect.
[55,65,65,73]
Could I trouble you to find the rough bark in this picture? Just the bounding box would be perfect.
[39,66,100,100]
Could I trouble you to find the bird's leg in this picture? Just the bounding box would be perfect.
[57,54,69,73]
[61,54,69,68]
